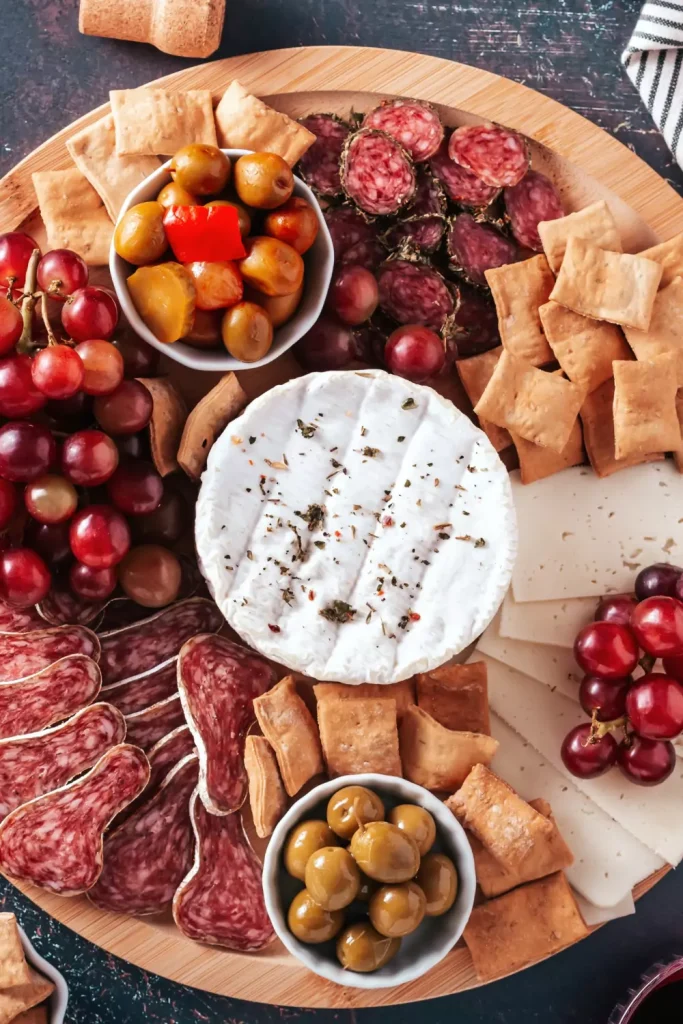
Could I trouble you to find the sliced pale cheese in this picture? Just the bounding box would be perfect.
[196,370,517,684]
[500,589,595,648]
[511,462,683,602]
[574,891,635,926]
[478,611,581,701]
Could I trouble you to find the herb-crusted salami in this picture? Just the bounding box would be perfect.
[504,169,564,251]
[323,205,376,262]
[447,283,501,358]
[408,167,447,217]
[341,129,416,216]
[382,215,445,254]
[124,694,186,751]
[448,123,530,188]
[429,137,500,208]
[37,587,105,627]
[362,99,444,163]
[447,213,519,286]
[0,654,101,740]
[0,626,99,684]
[100,658,178,716]
[338,238,387,270]
[377,259,455,330]
[0,600,45,634]
[297,114,350,197]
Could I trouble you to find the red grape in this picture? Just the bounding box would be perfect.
[663,653,683,681]
[631,596,683,657]
[579,675,630,722]
[0,547,51,607]
[46,391,93,429]
[93,380,153,435]
[561,723,618,779]
[0,296,22,355]
[385,325,446,382]
[0,422,55,482]
[617,735,676,786]
[328,266,379,326]
[62,286,118,342]
[112,333,160,378]
[635,562,683,601]
[131,485,188,544]
[74,339,124,396]
[31,345,84,400]
[594,593,637,627]
[0,233,39,289]
[24,473,78,525]
[69,561,117,600]
[36,249,88,302]
[295,316,355,370]
[0,479,16,531]
[69,505,130,569]
[115,432,150,461]
[106,460,163,515]
[25,520,71,568]
[625,673,683,740]
[0,354,46,417]
[574,621,639,679]
[61,430,119,487]
[119,544,181,607]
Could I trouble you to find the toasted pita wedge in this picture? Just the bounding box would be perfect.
[415,662,489,734]
[254,676,323,796]
[32,168,112,265]
[317,697,402,777]
[312,680,415,722]
[0,967,53,1024]
[244,735,287,838]
[138,377,187,477]
[485,255,555,366]
[640,233,683,289]
[215,81,315,166]
[613,353,681,460]
[110,88,217,156]
[580,377,664,477]
[399,706,498,791]
[456,348,512,452]
[538,200,622,273]
[178,373,248,481]
[0,913,30,987]
[539,300,631,394]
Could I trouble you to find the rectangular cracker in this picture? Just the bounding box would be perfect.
[244,735,288,838]
[538,199,622,273]
[0,913,30,987]
[253,676,323,796]
[463,872,588,982]
[640,233,683,289]
[215,81,315,166]
[550,236,662,331]
[485,255,555,366]
[415,662,490,734]
[539,300,631,394]
[0,968,54,1024]
[456,349,512,453]
[399,706,498,791]
[511,418,584,485]
[317,697,402,777]
[580,378,664,477]
[312,680,415,723]
[613,353,681,460]
[623,277,683,385]
[32,168,112,265]
[110,88,217,156]
[66,114,161,220]
[474,350,584,454]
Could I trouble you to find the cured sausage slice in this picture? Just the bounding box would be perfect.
[0,626,100,684]
[504,169,564,251]
[0,703,126,820]
[382,215,445,255]
[341,129,416,217]
[88,754,199,916]
[447,213,519,286]
[408,167,447,218]
[99,598,223,686]
[178,634,277,815]
[323,205,377,262]
[362,99,444,163]
[0,600,45,634]
[96,597,155,633]
[377,259,455,330]
[338,238,387,270]
[297,114,350,197]
[429,137,500,208]
[0,654,101,740]
[448,283,501,359]
[124,694,186,751]
[0,743,149,895]
[112,724,195,828]
[37,586,105,627]
[100,658,177,716]
[173,795,274,950]
[448,123,530,188]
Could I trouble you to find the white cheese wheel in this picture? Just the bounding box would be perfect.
[196,370,517,683]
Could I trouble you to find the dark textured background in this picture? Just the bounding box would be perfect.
[1,1,683,1021]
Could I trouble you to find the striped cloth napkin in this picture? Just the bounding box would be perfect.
[622,1,683,169]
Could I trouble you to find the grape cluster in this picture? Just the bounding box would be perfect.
[562,562,683,787]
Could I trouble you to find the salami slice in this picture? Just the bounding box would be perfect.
[447,213,519,286]
[100,658,178,716]
[377,259,455,330]
[96,597,155,633]
[173,794,274,950]
[178,634,277,815]
[0,702,126,820]
[124,694,186,751]
[448,123,530,188]
[362,99,444,163]
[447,283,501,359]
[323,205,377,262]
[88,753,199,916]
[99,598,223,686]
[0,654,101,740]
[0,600,45,634]
[504,169,564,251]
[37,587,105,627]
[0,626,100,684]
[0,743,149,895]
[112,724,195,828]
[297,114,350,197]
[338,238,387,270]
[408,167,447,218]
[381,215,445,254]
[341,129,416,217]
[429,136,500,208]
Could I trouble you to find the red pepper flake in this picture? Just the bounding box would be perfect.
[409,612,421,622]
[377,590,385,597]
[309,590,316,601]
[382,516,394,527]
[248,459,254,466]
[334,530,342,538]
[268,624,281,633]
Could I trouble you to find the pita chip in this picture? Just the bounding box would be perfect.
[32,168,112,265]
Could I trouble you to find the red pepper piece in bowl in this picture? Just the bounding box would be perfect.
[162,205,247,263]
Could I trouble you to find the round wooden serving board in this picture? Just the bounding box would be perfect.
[0,45,680,1009]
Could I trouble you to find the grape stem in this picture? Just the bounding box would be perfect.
[588,711,627,743]
[17,249,41,354]
[39,293,59,347]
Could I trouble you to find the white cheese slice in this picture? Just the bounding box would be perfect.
[574,892,635,926]
[500,589,596,649]
[478,611,582,701]
[511,462,683,603]
[196,370,516,684]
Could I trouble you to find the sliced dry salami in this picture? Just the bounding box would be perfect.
[99,598,223,686]
[96,597,155,633]
[124,694,186,751]
[381,215,445,254]
[429,136,500,208]
[37,587,105,627]
[341,129,416,216]
[0,743,149,895]
[504,169,564,251]
[0,654,101,740]
[100,658,178,717]
[377,259,455,330]
[112,724,195,828]
[407,167,447,218]
[323,205,376,261]
[0,626,100,684]
[0,600,45,634]
[447,283,501,359]
[338,238,387,270]
[297,114,350,197]
[0,703,126,820]
[362,99,444,163]
[178,634,277,815]
[88,753,199,916]
[448,123,530,188]
[173,795,274,951]
[447,213,519,286]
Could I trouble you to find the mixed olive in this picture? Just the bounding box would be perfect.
[283,785,458,973]
[114,144,319,361]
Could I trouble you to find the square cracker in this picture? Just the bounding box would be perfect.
[67,114,161,220]
[613,353,681,460]
[215,81,315,166]
[253,676,323,796]
[463,872,588,982]
[580,378,664,477]
[485,255,555,366]
[640,233,683,289]
[550,236,662,331]
[244,735,287,838]
[110,89,217,156]
[399,706,498,791]
[456,349,512,453]
[0,967,54,1024]
[0,913,30,987]
[539,300,631,394]
[317,697,402,777]
[623,277,683,385]
[415,662,490,734]
[474,350,584,454]
[32,168,112,266]
[538,199,622,273]
[511,417,584,485]
[312,680,415,723]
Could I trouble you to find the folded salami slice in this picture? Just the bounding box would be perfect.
[178,634,277,815]
[113,724,196,828]
[297,114,350,197]
[448,123,530,188]
[124,694,186,751]
[0,626,100,684]
[0,654,101,740]
[504,170,564,251]
[99,598,224,686]
[429,136,501,208]
[173,795,275,951]
[362,99,444,163]
[377,259,455,330]
[37,586,105,627]
[0,743,149,895]
[88,753,199,915]
[447,213,519,286]
[101,658,177,716]
[0,600,45,634]
[341,128,416,216]
[0,703,126,820]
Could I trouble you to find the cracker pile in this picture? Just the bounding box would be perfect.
[0,914,53,1023]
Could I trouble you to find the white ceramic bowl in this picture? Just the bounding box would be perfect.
[110,150,334,372]
[263,773,476,990]
[20,926,69,1024]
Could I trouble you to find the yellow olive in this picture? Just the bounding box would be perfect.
[244,285,303,327]
[284,820,338,881]
[388,805,436,856]
[170,144,231,196]
[114,202,167,266]
[336,922,401,973]
[234,152,294,209]
[368,881,426,937]
[157,181,200,209]
[304,846,360,911]
[221,301,273,362]
[264,196,319,254]
[415,853,458,916]
[326,786,385,840]
[288,889,344,944]
[350,821,420,883]
[238,236,304,297]
[181,308,222,349]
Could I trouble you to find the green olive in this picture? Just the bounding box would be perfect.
[368,881,426,938]
[287,889,344,944]
[336,922,401,973]
[350,821,420,883]
[284,819,338,881]
[205,199,252,237]
[388,805,437,856]
[305,846,360,911]
[157,181,200,209]
[356,873,379,903]
[114,202,167,266]
[326,786,385,840]
[416,853,458,917]
[170,144,231,196]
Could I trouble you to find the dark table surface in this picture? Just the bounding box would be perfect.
[1,1,683,1021]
